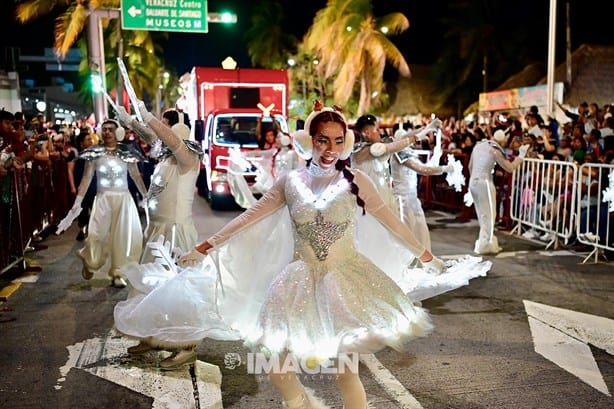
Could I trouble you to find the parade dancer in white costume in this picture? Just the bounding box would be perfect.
[390,147,455,251]
[116,104,203,261]
[178,102,490,409]
[466,137,530,254]
[352,114,442,210]
[59,119,148,288]
[227,132,302,209]
[273,132,302,178]
[114,103,205,365]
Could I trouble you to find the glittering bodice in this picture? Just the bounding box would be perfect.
[147,158,198,223]
[286,169,356,264]
[95,153,129,192]
[354,154,393,193]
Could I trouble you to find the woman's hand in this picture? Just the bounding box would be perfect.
[177,247,207,267]
[418,250,446,275]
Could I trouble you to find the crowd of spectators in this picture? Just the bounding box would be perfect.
[0,109,154,247]
[2,101,613,271]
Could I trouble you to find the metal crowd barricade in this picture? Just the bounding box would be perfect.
[494,170,513,231]
[0,162,56,276]
[510,158,578,249]
[0,169,24,274]
[508,157,614,263]
[575,162,614,263]
[1,168,26,275]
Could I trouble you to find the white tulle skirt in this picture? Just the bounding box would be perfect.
[113,259,240,348]
[113,207,491,357]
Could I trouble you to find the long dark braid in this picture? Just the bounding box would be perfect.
[335,159,366,214]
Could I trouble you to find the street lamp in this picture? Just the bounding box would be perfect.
[155,71,170,118]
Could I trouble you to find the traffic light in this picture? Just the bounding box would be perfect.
[208,11,237,24]
[90,72,103,93]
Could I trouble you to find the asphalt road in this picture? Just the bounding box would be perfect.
[0,196,612,409]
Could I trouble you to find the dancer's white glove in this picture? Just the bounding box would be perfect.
[423,256,445,275]
[518,144,530,159]
[443,164,455,173]
[135,100,154,123]
[416,118,442,140]
[463,191,474,207]
[177,247,206,268]
[56,196,83,234]
[116,106,134,127]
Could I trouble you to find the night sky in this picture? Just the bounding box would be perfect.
[1,1,613,83]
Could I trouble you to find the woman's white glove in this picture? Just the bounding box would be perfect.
[416,118,443,139]
[177,247,206,268]
[422,257,445,275]
[443,164,455,173]
[116,106,134,127]
[136,100,155,123]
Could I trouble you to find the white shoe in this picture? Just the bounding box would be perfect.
[112,276,127,288]
[522,229,539,239]
[539,232,554,242]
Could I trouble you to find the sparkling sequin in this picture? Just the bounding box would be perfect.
[295,210,349,260]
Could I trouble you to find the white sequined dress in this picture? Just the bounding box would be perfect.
[142,157,199,262]
[205,165,490,359]
[113,165,491,355]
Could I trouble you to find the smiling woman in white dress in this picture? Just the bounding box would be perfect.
[176,102,490,409]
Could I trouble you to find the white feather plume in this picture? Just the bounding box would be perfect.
[445,154,466,192]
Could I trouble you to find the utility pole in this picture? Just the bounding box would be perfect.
[546,0,557,116]
[566,1,572,86]
[87,6,106,125]
[87,7,120,125]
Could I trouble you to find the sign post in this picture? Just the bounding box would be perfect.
[121,0,209,33]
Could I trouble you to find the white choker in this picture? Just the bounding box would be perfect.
[308,162,337,176]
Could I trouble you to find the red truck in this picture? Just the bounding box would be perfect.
[178,66,290,210]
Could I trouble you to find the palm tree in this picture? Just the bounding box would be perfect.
[16,0,110,59]
[15,0,163,102]
[303,0,410,116]
[245,0,297,69]
[432,0,536,115]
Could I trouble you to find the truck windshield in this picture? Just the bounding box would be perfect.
[214,114,288,148]
[214,115,259,147]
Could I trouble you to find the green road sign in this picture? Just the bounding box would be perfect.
[121,0,208,33]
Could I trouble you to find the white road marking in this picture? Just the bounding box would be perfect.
[360,353,423,409]
[57,330,223,408]
[524,300,614,396]
[495,249,576,258]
